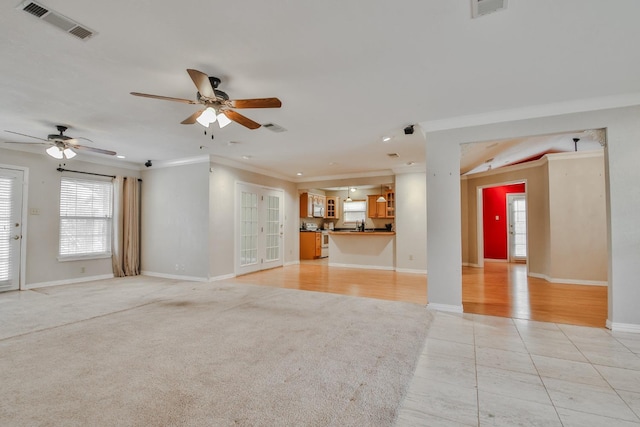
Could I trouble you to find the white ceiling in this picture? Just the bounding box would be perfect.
[1,1,639,180]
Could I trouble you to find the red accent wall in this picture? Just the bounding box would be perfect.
[483,183,525,260]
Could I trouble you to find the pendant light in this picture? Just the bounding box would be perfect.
[377,184,387,203]
[345,186,352,202]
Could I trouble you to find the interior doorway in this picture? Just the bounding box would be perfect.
[235,182,284,276]
[478,182,527,265]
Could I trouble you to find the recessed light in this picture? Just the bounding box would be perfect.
[242,155,252,160]
[296,172,303,176]
[350,188,356,192]
[406,161,415,166]
[116,155,125,159]
[382,136,391,142]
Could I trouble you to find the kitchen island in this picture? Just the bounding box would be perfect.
[328,231,395,270]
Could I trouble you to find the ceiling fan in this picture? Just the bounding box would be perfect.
[3,125,116,159]
[130,69,282,130]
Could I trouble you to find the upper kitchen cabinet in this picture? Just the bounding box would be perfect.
[367,195,387,218]
[300,192,313,218]
[385,190,395,218]
[367,190,395,218]
[326,196,340,219]
[300,192,327,218]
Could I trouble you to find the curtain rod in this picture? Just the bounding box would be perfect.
[56,167,142,181]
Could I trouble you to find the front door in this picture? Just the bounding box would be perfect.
[236,183,284,275]
[0,167,25,292]
[507,193,527,262]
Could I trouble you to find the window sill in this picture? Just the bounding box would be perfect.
[57,253,112,262]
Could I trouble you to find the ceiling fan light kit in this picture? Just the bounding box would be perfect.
[131,69,282,130]
[4,125,115,158]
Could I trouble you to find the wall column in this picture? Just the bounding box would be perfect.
[425,133,463,312]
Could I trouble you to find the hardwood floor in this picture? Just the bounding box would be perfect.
[231,260,608,327]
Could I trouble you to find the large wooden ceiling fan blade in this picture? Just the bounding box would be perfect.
[227,98,282,109]
[130,92,197,104]
[181,109,205,125]
[186,69,216,100]
[223,110,261,130]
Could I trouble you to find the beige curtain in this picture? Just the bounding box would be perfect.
[112,176,140,277]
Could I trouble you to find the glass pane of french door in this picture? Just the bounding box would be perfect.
[265,195,280,262]
[0,168,24,292]
[240,191,258,267]
[508,194,527,261]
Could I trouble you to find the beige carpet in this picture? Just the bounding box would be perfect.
[0,278,431,426]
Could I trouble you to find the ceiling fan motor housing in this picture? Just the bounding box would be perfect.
[197,89,229,103]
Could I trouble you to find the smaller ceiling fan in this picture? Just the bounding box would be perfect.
[3,125,116,159]
[131,69,282,130]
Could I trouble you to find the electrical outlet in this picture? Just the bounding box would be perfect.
[80,267,85,273]
[175,264,179,271]
[29,208,41,215]
[409,254,414,261]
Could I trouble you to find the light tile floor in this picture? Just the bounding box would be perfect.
[396,311,640,426]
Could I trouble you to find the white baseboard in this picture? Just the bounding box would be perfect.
[462,262,482,268]
[528,272,607,286]
[427,303,464,313]
[24,274,115,290]
[484,258,508,263]
[395,268,427,275]
[141,271,208,282]
[606,319,640,333]
[328,262,395,271]
[209,273,236,282]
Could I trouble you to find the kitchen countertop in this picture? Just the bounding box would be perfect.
[329,231,395,235]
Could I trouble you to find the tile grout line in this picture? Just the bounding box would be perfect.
[561,326,640,423]
[514,318,566,426]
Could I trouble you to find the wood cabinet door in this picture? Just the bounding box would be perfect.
[385,191,395,218]
[315,233,322,257]
[367,195,386,218]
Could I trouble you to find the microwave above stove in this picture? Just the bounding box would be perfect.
[312,203,324,217]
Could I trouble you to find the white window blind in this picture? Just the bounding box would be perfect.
[0,177,13,282]
[59,177,113,258]
[343,200,366,223]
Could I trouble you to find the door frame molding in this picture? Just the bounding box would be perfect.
[0,163,29,291]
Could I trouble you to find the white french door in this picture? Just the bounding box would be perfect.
[236,183,284,276]
[507,193,527,262]
[0,167,25,292]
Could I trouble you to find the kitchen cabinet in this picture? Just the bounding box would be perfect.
[385,190,395,218]
[300,231,321,259]
[367,191,395,218]
[326,196,340,219]
[300,192,327,218]
[300,192,313,218]
[367,195,387,218]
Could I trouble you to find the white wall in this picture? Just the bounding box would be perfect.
[141,160,210,280]
[0,148,141,286]
[395,172,427,273]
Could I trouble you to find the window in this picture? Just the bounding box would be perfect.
[59,177,113,259]
[343,200,366,223]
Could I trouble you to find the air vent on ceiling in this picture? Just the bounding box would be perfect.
[17,1,96,40]
[471,0,508,18]
[387,153,400,158]
[263,123,287,133]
